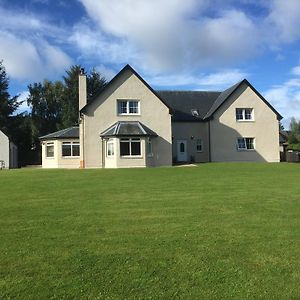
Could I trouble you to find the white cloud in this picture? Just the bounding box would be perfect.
[291,66,300,76]
[266,0,300,43]
[146,68,247,90]
[263,66,300,127]
[0,7,72,82]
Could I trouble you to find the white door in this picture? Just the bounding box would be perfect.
[177,140,187,162]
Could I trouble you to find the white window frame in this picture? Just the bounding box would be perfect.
[46,142,54,158]
[62,142,80,157]
[196,139,203,152]
[120,138,142,157]
[107,140,114,157]
[117,100,140,115]
[237,137,255,151]
[236,108,254,121]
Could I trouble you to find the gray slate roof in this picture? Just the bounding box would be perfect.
[157,91,221,121]
[157,79,282,121]
[101,121,157,137]
[39,127,79,140]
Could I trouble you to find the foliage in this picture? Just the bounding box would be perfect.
[1,164,300,299]
[287,143,300,151]
[0,60,19,135]
[288,117,300,144]
[24,66,107,164]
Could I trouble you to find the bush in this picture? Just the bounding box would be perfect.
[287,143,300,151]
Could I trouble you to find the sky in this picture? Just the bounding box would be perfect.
[1,0,300,128]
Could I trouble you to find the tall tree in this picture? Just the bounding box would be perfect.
[60,65,107,128]
[288,117,300,144]
[27,80,64,149]
[0,60,19,134]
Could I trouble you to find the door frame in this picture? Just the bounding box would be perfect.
[177,140,188,162]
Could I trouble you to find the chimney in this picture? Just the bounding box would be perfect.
[79,68,87,111]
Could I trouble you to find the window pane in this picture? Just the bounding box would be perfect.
[237,138,246,149]
[236,109,243,120]
[131,140,141,155]
[120,141,130,156]
[180,142,185,153]
[245,109,252,120]
[46,145,54,157]
[246,138,254,149]
[118,101,127,114]
[62,144,71,156]
[129,101,139,113]
[72,144,80,156]
[196,139,202,152]
[107,142,114,156]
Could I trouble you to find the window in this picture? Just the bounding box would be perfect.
[120,138,141,156]
[62,142,80,157]
[147,138,153,157]
[46,142,54,158]
[117,100,140,115]
[107,140,114,157]
[237,138,255,150]
[196,139,203,152]
[236,108,254,121]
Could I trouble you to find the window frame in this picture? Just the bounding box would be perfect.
[106,139,115,157]
[45,142,54,158]
[117,100,140,115]
[237,137,255,151]
[235,108,254,121]
[196,139,203,152]
[62,141,80,158]
[120,137,142,157]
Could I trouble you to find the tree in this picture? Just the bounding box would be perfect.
[60,65,107,128]
[288,117,300,144]
[0,60,19,134]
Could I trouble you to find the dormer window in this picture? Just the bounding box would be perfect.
[117,100,140,115]
[236,108,254,121]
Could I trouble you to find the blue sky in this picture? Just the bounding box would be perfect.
[1,0,300,127]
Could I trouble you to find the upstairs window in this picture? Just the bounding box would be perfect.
[236,108,254,121]
[237,137,255,150]
[117,100,140,115]
[62,142,80,157]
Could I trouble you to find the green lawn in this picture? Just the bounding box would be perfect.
[0,163,300,299]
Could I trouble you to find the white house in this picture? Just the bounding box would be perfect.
[0,130,18,169]
[40,65,282,168]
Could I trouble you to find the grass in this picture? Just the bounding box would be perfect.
[0,163,300,299]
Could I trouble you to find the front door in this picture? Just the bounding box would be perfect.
[177,140,187,162]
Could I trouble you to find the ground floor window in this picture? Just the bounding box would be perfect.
[120,138,141,156]
[107,139,114,157]
[46,142,54,158]
[237,137,255,150]
[196,139,203,152]
[62,142,80,157]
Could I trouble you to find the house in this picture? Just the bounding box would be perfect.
[40,64,282,168]
[0,130,18,169]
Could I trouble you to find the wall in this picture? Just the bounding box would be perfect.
[41,139,80,168]
[171,122,209,162]
[210,82,280,162]
[0,130,9,168]
[83,69,172,168]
